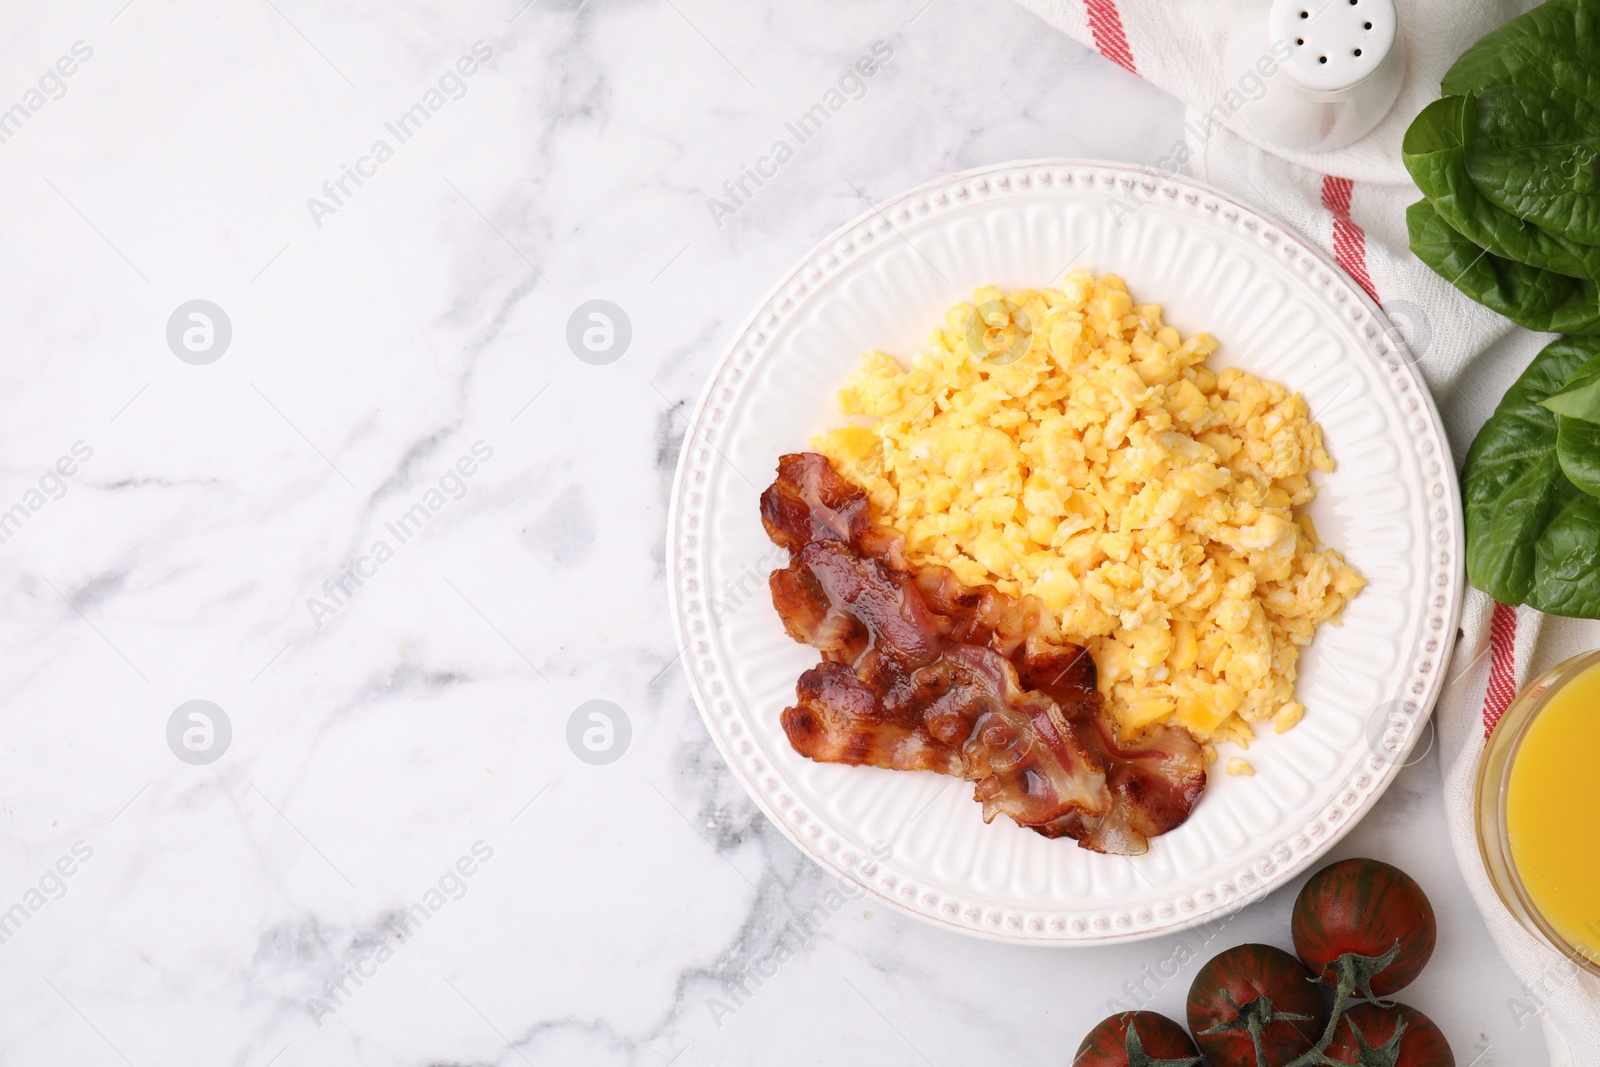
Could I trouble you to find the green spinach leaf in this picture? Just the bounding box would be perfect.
[1465,336,1600,616]
[1463,83,1600,247]
[1404,95,1600,280]
[1557,413,1600,498]
[1541,369,1600,421]
[1407,199,1600,335]
[1442,0,1600,99]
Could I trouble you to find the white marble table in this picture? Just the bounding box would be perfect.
[0,0,1542,1064]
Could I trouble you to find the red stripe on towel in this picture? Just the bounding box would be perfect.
[1084,0,1138,75]
[1320,175,1381,306]
[1483,602,1519,737]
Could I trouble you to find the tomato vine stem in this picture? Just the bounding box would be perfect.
[1284,940,1406,1067]
[1198,991,1315,1067]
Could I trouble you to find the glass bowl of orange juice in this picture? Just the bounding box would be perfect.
[1477,648,1600,975]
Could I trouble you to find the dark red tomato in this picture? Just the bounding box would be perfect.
[1073,1011,1200,1066]
[1325,1002,1455,1066]
[1187,944,1328,1066]
[1292,858,1437,998]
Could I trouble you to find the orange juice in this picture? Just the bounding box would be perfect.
[1506,658,1600,960]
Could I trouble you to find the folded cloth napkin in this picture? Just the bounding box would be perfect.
[1009,0,1600,1062]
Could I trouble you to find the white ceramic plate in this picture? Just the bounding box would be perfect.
[667,160,1462,944]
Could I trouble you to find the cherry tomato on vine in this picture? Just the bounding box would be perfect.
[1072,1011,1200,1067]
[1292,858,1436,999]
[1186,943,1328,1066]
[1325,1001,1455,1066]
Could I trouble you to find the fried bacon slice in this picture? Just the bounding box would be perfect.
[761,452,1205,855]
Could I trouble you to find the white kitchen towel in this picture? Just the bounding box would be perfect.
[1009,0,1600,1063]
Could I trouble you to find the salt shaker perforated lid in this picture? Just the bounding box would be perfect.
[1226,0,1405,153]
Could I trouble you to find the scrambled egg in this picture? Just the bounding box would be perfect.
[812,273,1365,752]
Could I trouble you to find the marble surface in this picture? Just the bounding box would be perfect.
[0,0,1543,1064]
